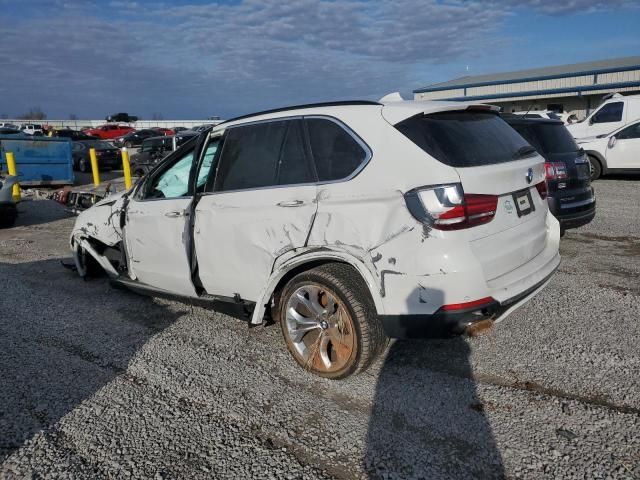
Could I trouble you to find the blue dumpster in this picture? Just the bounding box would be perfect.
[0,137,74,186]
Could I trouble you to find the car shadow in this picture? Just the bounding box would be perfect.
[364,288,505,479]
[0,258,185,463]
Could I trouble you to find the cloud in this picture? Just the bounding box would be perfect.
[0,0,636,118]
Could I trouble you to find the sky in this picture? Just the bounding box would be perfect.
[0,0,639,120]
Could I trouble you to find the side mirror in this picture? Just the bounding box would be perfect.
[608,136,617,149]
[588,117,595,125]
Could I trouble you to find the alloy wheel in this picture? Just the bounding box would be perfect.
[283,284,355,374]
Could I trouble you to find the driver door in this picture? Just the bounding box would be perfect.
[124,146,199,296]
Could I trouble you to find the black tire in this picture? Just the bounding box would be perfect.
[0,203,17,228]
[78,157,90,173]
[275,263,388,379]
[588,155,602,181]
[125,141,133,148]
[73,242,103,277]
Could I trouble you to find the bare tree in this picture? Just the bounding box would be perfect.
[20,107,47,120]
[69,113,78,120]
[0,113,8,119]
[152,112,164,120]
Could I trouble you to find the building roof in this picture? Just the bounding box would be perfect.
[414,56,640,93]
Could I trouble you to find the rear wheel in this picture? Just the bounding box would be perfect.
[588,155,602,181]
[276,263,387,379]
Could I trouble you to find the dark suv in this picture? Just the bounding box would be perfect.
[503,115,595,234]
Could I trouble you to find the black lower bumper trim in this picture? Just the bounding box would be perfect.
[380,271,555,339]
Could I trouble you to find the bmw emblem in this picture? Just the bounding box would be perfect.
[526,168,534,184]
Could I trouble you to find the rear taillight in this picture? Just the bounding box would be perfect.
[544,162,568,180]
[440,296,495,312]
[535,181,548,200]
[405,183,498,231]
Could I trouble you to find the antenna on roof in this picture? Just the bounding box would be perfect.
[379,92,404,102]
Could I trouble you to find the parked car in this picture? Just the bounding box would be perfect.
[70,99,560,379]
[511,110,562,121]
[113,129,160,148]
[130,136,174,176]
[503,115,595,234]
[153,127,175,136]
[106,112,138,123]
[53,128,96,141]
[0,123,20,130]
[130,132,199,176]
[20,124,44,136]
[173,127,188,133]
[577,120,640,180]
[72,140,122,172]
[0,126,23,136]
[85,124,135,140]
[566,93,640,139]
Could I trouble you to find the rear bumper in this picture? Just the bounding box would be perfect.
[548,188,596,230]
[380,269,556,339]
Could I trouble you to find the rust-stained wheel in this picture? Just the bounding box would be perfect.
[277,263,388,379]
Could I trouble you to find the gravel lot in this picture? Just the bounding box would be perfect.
[1,178,639,479]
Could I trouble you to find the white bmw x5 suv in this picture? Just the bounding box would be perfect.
[71,99,560,379]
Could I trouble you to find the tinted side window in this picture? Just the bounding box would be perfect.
[617,122,640,140]
[277,120,315,185]
[592,102,623,123]
[306,118,366,181]
[214,121,287,191]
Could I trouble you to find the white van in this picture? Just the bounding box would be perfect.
[566,93,640,139]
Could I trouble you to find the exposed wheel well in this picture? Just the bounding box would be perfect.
[269,259,374,319]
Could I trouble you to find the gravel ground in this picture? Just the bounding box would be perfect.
[1,178,639,479]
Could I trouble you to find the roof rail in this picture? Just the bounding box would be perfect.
[218,100,381,126]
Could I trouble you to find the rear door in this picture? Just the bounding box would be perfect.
[194,118,318,301]
[606,122,640,169]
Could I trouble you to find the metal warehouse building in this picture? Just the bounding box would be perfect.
[414,56,640,119]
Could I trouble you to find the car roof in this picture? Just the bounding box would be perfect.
[213,99,499,132]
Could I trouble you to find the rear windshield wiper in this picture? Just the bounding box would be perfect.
[512,145,537,159]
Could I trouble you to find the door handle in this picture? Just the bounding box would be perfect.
[276,200,304,207]
[164,210,185,218]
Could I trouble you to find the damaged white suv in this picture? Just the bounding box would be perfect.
[71,99,560,379]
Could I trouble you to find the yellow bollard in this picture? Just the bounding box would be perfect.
[5,152,21,202]
[89,147,100,186]
[121,148,132,189]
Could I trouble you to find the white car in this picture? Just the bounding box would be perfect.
[511,110,562,121]
[567,93,640,139]
[70,99,560,379]
[20,123,44,136]
[578,120,640,180]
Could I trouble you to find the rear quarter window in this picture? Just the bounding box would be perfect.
[306,118,367,181]
[395,111,531,167]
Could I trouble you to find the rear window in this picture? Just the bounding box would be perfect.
[395,111,531,167]
[511,123,578,155]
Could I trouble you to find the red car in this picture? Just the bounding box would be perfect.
[153,127,175,136]
[84,124,135,139]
